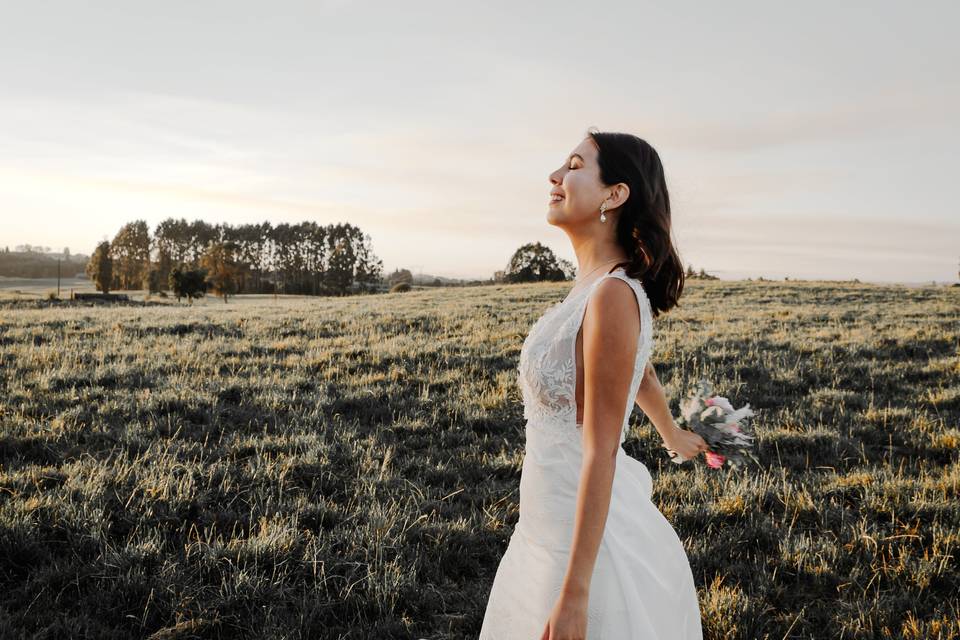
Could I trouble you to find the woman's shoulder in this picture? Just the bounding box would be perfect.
[603,268,648,296]
[590,272,645,316]
[599,269,654,320]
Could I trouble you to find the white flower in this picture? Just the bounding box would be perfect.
[709,396,735,413]
[724,404,755,424]
[700,405,726,423]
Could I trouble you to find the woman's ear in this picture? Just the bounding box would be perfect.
[610,183,630,209]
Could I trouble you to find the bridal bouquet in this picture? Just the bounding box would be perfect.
[662,379,759,468]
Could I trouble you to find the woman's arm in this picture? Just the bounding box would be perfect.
[634,362,684,441]
[559,279,639,601]
[635,362,709,460]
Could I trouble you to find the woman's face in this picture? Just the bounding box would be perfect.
[547,137,607,226]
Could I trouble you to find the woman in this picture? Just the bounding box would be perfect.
[479,129,707,639]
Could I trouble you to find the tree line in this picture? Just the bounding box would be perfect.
[86,219,383,301]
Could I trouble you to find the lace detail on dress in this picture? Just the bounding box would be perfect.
[516,268,655,446]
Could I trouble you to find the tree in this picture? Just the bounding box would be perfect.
[168,266,208,304]
[557,257,576,280]
[300,221,328,295]
[86,241,113,293]
[152,220,180,290]
[504,242,570,283]
[387,269,414,287]
[142,265,165,294]
[231,221,272,294]
[326,232,355,294]
[154,218,193,268]
[267,222,303,295]
[353,230,383,293]
[111,220,151,290]
[201,241,240,303]
[187,220,218,265]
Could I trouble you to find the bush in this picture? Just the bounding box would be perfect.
[168,266,208,303]
[390,282,412,293]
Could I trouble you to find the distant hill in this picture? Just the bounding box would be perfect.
[0,250,89,278]
[403,272,495,286]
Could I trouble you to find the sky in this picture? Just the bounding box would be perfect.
[1,0,958,283]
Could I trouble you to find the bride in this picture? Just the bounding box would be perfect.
[479,129,707,639]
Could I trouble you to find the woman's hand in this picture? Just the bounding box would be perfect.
[662,425,709,462]
[540,591,588,640]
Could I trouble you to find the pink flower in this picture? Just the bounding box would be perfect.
[727,423,741,433]
[705,451,726,469]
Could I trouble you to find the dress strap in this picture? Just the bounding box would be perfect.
[581,267,655,368]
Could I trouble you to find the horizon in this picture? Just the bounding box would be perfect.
[1,245,954,287]
[2,1,958,284]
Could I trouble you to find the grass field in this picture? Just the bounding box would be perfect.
[0,279,958,639]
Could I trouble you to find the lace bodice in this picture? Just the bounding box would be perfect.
[516,267,655,446]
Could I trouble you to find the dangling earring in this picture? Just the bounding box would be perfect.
[599,201,608,223]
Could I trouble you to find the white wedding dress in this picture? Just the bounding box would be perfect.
[479,266,703,639]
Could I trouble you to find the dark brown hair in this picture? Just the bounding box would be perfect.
[586,127,684,317]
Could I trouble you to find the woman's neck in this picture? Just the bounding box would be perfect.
[573,239,628,281]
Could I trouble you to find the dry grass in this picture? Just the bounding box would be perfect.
[0,279,957,639]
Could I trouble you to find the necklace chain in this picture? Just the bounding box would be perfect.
[560,258,625,303]
[575,257,623,285]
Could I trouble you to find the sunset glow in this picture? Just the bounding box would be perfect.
[2,1,957,282]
